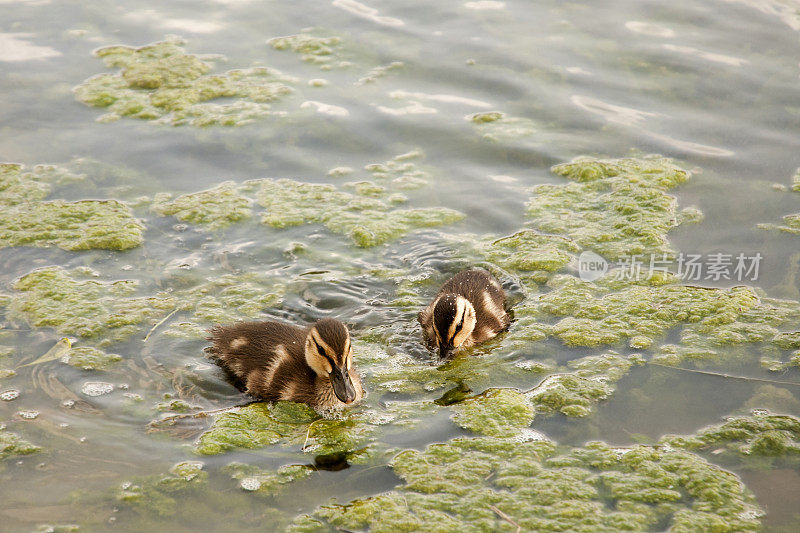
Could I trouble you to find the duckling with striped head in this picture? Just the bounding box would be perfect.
[418,269,510,358]
[207,317,363,408]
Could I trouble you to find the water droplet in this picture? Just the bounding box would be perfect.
[81,382,114,396]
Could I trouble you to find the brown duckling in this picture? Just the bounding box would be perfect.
[207,318,363,408]
[418,269,510,358]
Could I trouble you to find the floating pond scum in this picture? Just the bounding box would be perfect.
[4,2,800,531]
[3,155,800,530]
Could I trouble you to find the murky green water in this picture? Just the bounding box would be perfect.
[2,0,800,531]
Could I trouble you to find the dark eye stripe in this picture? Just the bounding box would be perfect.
[314,339,339,369]
[314,339,326,357]
[450,310,466,342]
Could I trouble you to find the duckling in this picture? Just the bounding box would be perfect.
[206,318,363,408]
[418,269,510,358]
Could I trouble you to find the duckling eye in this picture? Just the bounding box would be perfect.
[454,318,464,333]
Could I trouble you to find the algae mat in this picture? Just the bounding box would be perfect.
[4,2,800,531]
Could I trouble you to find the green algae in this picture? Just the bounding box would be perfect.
[475,229,580,273]
[249,177,464,247]
[79,460,286,530]
[745,385,800,414]
[327,206,465,247]
[35,525,79,533]
[117,461,208,516]
[0,429,40,463]
[0,369,15,379]
[367,346,549,396]
[772,331,800,349]
[9,262,287,346]
[155,399,195,413]
[528,352,636,417]
[469,111,537,142]
[10,267,177,346]
[470,111,504,124]
[62,346,122,371]
[662,413,800,467]
[528,156,698,259]
[0,162,53,203]
[194,401,375,457]
[0,199,143,251]
[760,168,800,233]
[75,38,293,126]
[151,181,253,229]
[0,163,143,251]
[292,437,761,532]
[224,462,313,495]
[451,388,536,437]
[194,403,307,455]
[163,271,285,338]
[364,149,430,190]
[268,33,349,70]
[533,273,800,355]
[358,61,404,84]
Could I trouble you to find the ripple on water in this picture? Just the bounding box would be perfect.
[81,382,114,397]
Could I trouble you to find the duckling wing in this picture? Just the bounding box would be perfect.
[207,321,308,399]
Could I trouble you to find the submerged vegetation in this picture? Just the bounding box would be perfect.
[0,429,40,465]
[759,166,800,235]
[0,163,143,251]
[9,267,177,345]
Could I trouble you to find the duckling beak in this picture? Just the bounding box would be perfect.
[439,344,454,359]
[330,366,356,404]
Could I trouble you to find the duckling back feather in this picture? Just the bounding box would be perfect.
[207,321,315,403]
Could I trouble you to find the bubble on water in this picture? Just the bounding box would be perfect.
[739,508,765,520]
[611,447,633,458]
[81,382,114,396]
[364,412,395,425]
[18,410,39,419]
[239,477,262,491]
[1,389,20,401]
[511,428,549,443]
[62,399,75,408]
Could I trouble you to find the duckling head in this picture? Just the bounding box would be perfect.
[432,294,477,358]
[304,318,357,404]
